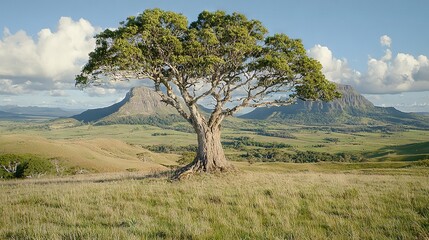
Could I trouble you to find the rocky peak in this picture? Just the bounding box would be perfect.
[112,87,176,117]
[72,86,178,123]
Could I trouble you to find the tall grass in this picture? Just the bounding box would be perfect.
[1,171,428,239]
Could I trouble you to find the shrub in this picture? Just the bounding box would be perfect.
[324,137,340,144]
[147,144,197,153]
[242,149,292,162]
[0,154,53,179]
[151,132,170,136]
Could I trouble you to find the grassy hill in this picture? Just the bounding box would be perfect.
[0,134,177,174]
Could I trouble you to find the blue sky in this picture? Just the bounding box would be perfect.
[1,0,429,111]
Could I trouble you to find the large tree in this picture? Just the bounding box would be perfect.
[76,9,340,177]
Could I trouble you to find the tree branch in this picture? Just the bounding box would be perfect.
[158,78,190,122]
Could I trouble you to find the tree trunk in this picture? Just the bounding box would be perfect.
[173,123,233,179]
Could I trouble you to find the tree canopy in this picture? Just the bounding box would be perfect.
[76,9,340,176]
[76,9,339,126]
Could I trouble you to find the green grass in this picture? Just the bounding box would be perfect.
[1,119,428,176]
[1,120,428,157]
[1,170,428,239]
[0,121,197,146]
[366,141,429,161]
[1,120,429,238]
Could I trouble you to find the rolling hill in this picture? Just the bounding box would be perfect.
[240,84,429,128]
[0,134,177,173]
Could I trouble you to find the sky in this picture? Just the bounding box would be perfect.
[1,0,429,112]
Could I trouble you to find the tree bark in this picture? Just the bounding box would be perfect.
[173,122,233,179]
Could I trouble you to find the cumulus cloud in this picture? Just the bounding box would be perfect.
[83,86,117,97]
[309,35,429,94]
[380,35,392,47]
[0,79,27,95]
[49,90,69,97]
[308,45,361,86]
[0,17,97,94]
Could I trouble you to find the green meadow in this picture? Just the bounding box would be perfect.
[1,170,428,239]
[1,119,429,238]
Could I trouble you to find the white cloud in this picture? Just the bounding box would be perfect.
[309,36,429,94]
[381,49,392,61]
[0,17,97,94]
[380,35,392,47]
[0,79,27,95]
[308,45,361,86]
[361,52,429,93]
[49,90,69,97]
[83,86,117,97]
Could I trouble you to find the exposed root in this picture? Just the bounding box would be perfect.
[170,160,235,181]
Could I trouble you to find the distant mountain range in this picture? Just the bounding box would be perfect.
[0,105,82,120]
[70,84,429,129]
[240,84,429,128]
[3,84,424,129]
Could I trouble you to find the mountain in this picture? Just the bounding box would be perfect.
[72,86,183,125]
[72,84,429,129]
[240,84,429,128]
[0,105,82,120]
[0,110,25,120]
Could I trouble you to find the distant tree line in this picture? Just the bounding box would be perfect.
[147,144,198,153]
[95,115,195,133]
[301,125,406,134]
[253,129,297,139]
[222,136,292,149]
[242,149,365,163]
[146,136,365,164]
[96,114,184,126]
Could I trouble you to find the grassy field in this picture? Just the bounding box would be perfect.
[1,119,428,176]
[1,119,428,159]
[1,168,428,239]
[1,119,429,238]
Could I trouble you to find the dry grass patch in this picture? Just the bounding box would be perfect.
[1,171,428,239]
[0,134,178,173]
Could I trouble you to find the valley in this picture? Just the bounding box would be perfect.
[1,84,428,177]
[0,117,428,176]
[1,116,428,239]
[1,85,428,239]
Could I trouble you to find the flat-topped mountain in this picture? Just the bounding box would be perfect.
[71,84,429,129]
[240,84,429,128]
[72,87,181,124]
